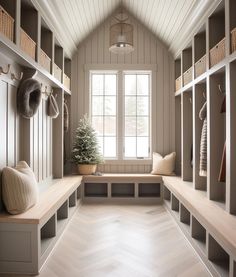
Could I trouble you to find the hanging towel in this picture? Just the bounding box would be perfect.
[199,101,207,177]
[64,101,69,132]
[218,95,226,182]
[47,94,59,118]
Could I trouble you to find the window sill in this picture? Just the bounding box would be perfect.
[101,159,152,165]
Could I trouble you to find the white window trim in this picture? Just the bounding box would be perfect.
[85,64,157,165]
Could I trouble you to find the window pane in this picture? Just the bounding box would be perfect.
[105,96,116,115]
[125,117,136,136]
[104,137,116,157]
[137,137,149,157]
[104,117,116,136]
[125,75,136,95]
[105,75,116,95]
[125,96,136,115]
[92,96,103,115]
[125,137,136,157]
[92,75,103,95]
[97,137,103,154]
[137,75,149,95]
[137,96,149,116]
[137,117,149,136]
[92,116,103,136]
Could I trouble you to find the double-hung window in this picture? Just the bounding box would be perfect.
[90,70,151,160]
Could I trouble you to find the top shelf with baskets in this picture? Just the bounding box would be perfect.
[0,0,71,95]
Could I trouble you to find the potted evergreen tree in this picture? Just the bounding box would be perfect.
[71,115,104,175]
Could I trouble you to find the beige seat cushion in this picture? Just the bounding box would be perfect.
[151,152,176,175]
[2,161,38,215]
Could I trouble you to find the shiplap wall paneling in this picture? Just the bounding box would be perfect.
[208,69,226,203]
[71,13,174,173]
[227,62,236,214]
[181,91,193,182]
[53,89,64,178]
[193,83,207,191]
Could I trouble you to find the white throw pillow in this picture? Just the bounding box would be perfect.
[151,152,176,175]
[2,161,38,215]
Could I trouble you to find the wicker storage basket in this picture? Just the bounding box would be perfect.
[63,73,70,90]
[39,49,51,72]
[53,63,62,82]
[183,67,192,86]
[20,28,36,60]
[175,76,181,91]
[195,55,206,78]
[231,27,236,53]
[210,38,225,67]
[0,5,14,41]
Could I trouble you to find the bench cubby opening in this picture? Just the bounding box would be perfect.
[69,191,76,207]
[111,183,135,197]
[138,183,160,197]
[171,194,179,212]
[180,204,190,227]
[163,186,171,201]
[84,183,108,197]
[208,234,230,277]
[209,68,226,205]
[191,215,206,254]
[57,200,68,232]
[77,186,81,199]
[40,214,56,255]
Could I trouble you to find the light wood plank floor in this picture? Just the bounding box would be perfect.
[2,205,211,277]
[40,204,210,277]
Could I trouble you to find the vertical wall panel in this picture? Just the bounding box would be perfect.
[71,13,174,173]
[0,80,7,169]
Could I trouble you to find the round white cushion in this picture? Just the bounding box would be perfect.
[2,161,38,215]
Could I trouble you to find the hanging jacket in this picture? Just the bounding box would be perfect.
[199,101,207,177]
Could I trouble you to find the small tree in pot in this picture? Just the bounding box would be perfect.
[72,115,104,175]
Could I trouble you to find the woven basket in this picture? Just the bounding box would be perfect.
[53,63,62,82]
[210,38,225,67]
[183,67,192,86]
[39,49,51,72]
[175,76,181,91]
[0,5,14,41]
[78,164,97,175]
[20,28,36,60]
[195,55,206,78]
[63,73,70,90]
[231,27,236,53]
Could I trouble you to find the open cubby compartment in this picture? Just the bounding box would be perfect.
[193,82,207,191]
[0,0,16,42]
[64,57,71,90]
[40,18,53,73]
[183,46,193,86]
[191,215,206,254]
[84,183,108,197]
[180,203,190,228]
[208,234,230,277]
[171,193,179,212]
[138,183,160,197]
[40,214,56,255]
[208,68,226,205]
[209,1,226,67]
[77,185,81,199]
[163,185,171,201]
[20,0,38,60]
[111,183,135,197]
[175,57,181,91]
[69,191,77,207]
[230,0,236,53]
[194,25,206,78]
[175,95,181,176]
[54,40,63,82]
[182,90,193,181]
[228,61,236,214]
[56,200,68,232]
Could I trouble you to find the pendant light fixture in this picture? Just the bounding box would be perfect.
[109,9,134,55]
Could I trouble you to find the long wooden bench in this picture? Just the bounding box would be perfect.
[163,176,236,277]
[0,176,82,275]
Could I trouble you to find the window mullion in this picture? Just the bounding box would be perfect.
[117,70,123,160]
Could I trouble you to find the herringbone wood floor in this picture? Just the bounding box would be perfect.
[39,204,210,277]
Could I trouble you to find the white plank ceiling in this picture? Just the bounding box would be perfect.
[33,0,215,57]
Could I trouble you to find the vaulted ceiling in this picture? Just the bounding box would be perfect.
[33,0,215,57]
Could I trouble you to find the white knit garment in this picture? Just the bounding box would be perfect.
[2,161,38,215]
